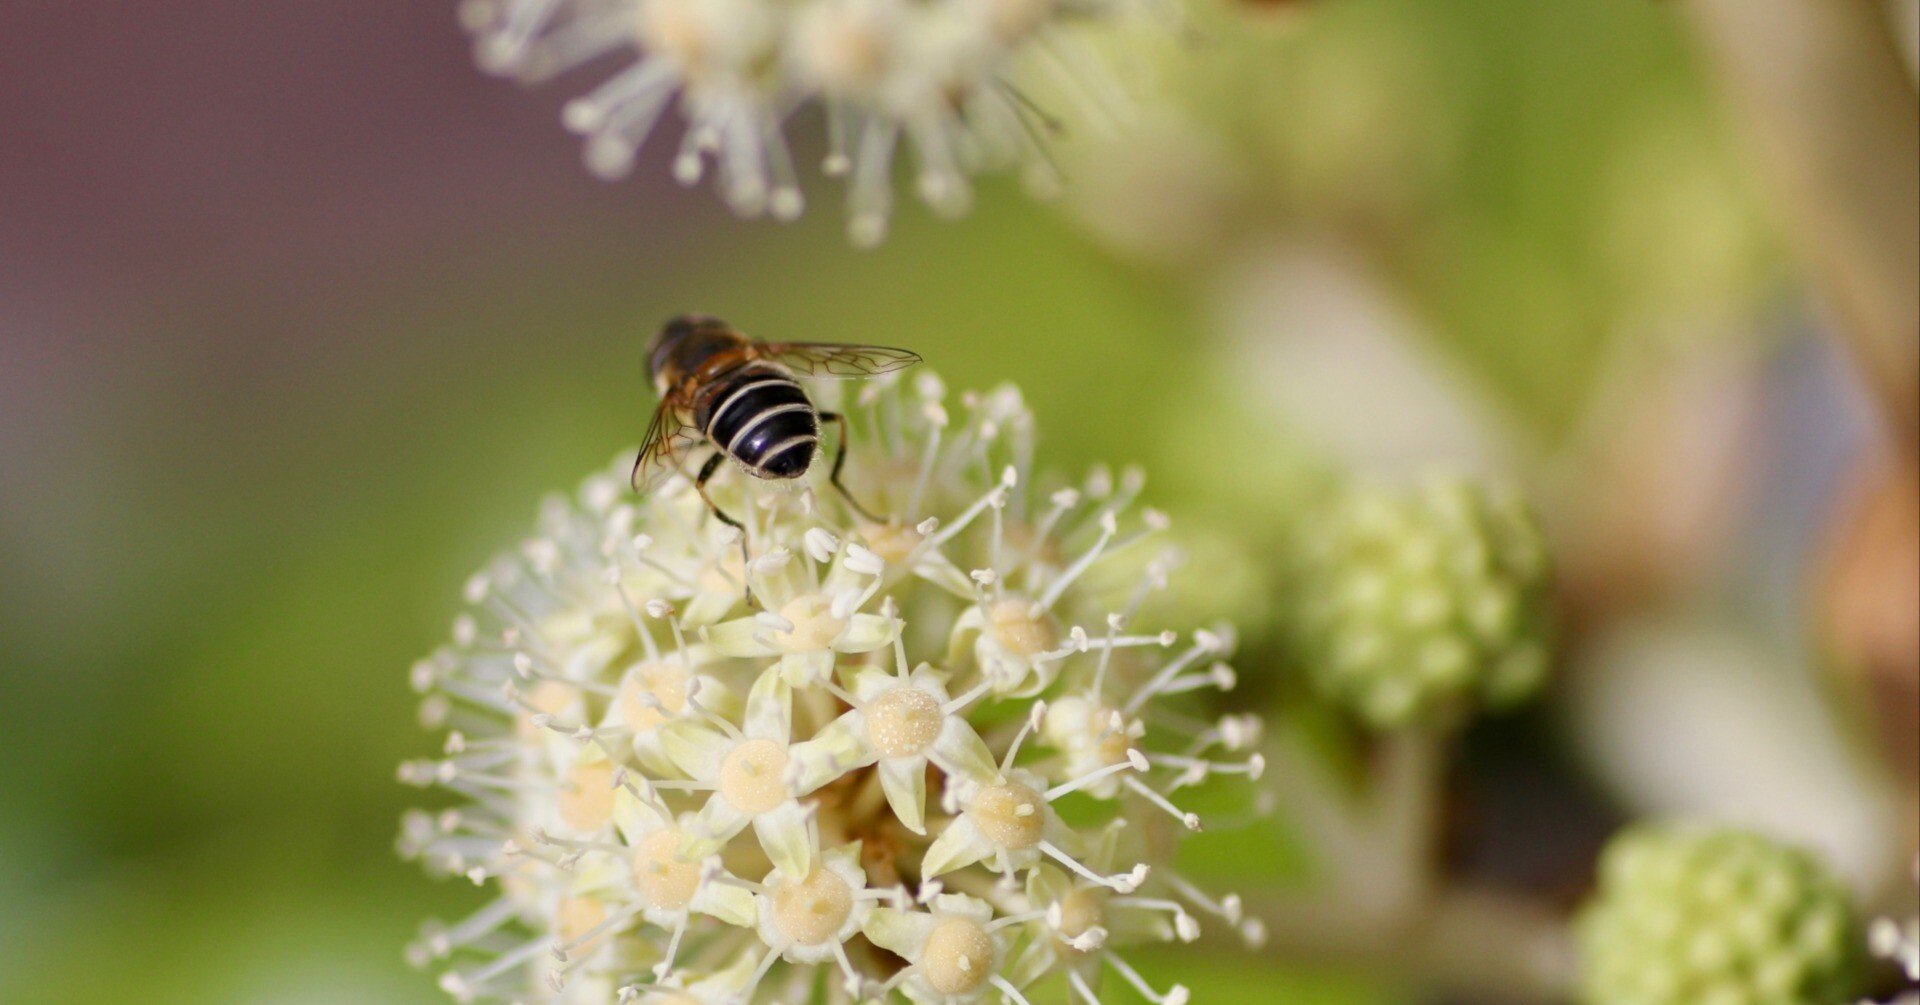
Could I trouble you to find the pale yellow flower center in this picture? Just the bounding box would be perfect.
[639,0,712,77]
[983,0,1055,43]
[866,687,943,758]
[515,679,576,739]
[698,548,748,596]
[1087,706,1134,767]
[632,828,702,911]
[617,661,691,732]
[988,598,1056,658]
[923,917,995,994]
[861,521,924,566]
[775,593,848,652]
[557,895,608,949]
[559,759,615,832]
[1054,888,1107,951]
[770,866,856,946]
[971,782,1045,850]
[719,738,790,815]
[810,18,889,93]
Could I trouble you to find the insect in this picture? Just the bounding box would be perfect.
[632,314,921,566]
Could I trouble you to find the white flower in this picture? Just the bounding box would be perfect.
[401,370,1265,1004]
[862,893,1031,1005]
[795,658,999,834]
[705,535,896,687]
[456,0,1144,244]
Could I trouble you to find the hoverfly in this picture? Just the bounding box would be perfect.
[632,314,921,568]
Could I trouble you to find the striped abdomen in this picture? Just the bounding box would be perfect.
[695,364,819,479]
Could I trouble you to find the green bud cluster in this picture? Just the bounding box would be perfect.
[1576,824,1865,1005]
[1287,475,1551,729]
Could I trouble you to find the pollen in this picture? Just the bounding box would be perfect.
[719,738,791,815]
[770,866,855,946]
[866,687,943,758]
[988,598,1056,659]
[922,917,995,995]
[631,829,702,911]
[558,758,615,832]
[971,782,1046,850]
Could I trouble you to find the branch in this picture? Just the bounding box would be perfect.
[1684,0,1920,447]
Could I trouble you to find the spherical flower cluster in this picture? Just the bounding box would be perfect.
[458,0,1140,245]
[400,372,1266,1004]
[1285,475,1551,730]
[1575,824,1865,1005]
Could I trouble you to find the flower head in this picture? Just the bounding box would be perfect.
[459,0,1142,244]
[1575,823,1866,1005]
[1285,474,1552,730]
[401,371,1265,1003]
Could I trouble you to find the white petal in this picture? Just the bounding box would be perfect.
[861,907,937,960]
[848,665,899,704]
[878,758,928,834]
[707,616,779,657]
[775,649,836,688]
[753,800,813,877]
[929,717,998,785]
[611,785,670,844]
[691,878,758,927]
[912,549,977,599]
[832,613,897,653]
[680,795,751,860]
[681,588,739,628]
[742,667,792,742]
[789,711,874,795]
[920,814,992,878]
[661,720,732,781]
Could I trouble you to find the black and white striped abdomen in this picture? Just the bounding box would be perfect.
[697,364,819,479]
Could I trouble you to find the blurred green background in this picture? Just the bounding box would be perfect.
[2,0,1913,1002]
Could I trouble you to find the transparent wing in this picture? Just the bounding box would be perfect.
[630,401,703,496]
[747,342,922,378]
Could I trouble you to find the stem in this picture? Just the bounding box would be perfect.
[1260,726,1372,882]
[1683,0,1920,447]
[1368,729,1446,903]
[1246,726,1573,1002]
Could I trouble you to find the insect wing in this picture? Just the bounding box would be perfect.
[749,342,922,378]
[630,401,702,495]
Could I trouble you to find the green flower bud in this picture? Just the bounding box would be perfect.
[1576,824,1866,1005]
[1286,475,1551,729]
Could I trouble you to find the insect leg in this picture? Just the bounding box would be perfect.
[692,452,756,607]
[818,411,882,523]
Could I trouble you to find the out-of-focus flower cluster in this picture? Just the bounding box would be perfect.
[460,0,1143,245]
[399,372,1265,1004]
[1283,475,1551,731]
[1575,824,1866,1005]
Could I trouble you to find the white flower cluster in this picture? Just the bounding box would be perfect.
[457,0,1138,244]
[400,372,1266,1005]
